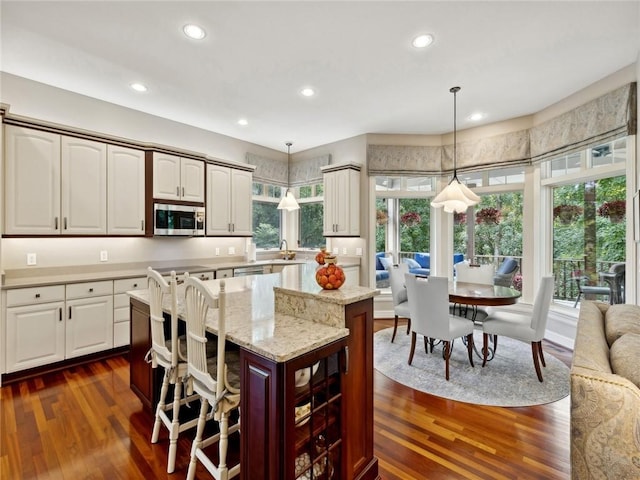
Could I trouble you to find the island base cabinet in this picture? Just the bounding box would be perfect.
[240,339,347,480]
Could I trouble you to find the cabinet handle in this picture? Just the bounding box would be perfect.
[141,220,145,231]
[228,223,232,232]
[55,217,59,230]
[182,187,185,197]
[344,345,350,374]
[59,308,62,322]
[89,288,94,293]
[176,186,180,196]
[231,223,235,232]
[133,283,138,288]
[64,217,68,230]
[35,293,41,298]
[68,306,72,319]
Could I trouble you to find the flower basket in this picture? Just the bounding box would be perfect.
[376,209,388,225]
[597,200,625,223]
[553,204,583,225]
[475,207,501,225]
[400,212,421,227]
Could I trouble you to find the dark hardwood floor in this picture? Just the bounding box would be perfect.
[1,319,572,479]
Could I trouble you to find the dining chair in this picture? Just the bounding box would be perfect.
[184,274,241,480]
[388,263,411,342]
[404,273,475,381]
[146,267,201,473]
[454,261,494,320]
[481,276,555,382]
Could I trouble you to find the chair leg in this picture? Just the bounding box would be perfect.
[482,333,489,367]
[152,368,170,444]
[466,333,474,368]
[167,375,183,473]
[423,335,429,354]
[429,337,435,353]
[493,335,498,354]
[408,332,417,365]
[391,315,399,342]
[444,341,451,381]
[218,411,230,478]
[573,291,581,308]
[538,342,546,367]
[406,318,411,335]
[187,397,209,480]
[531,342,543,382]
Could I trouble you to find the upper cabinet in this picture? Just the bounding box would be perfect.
[107,145,146,235]
[322,163,360,237]
[4,125,145,236]
[206,164,253,236]
[152,153,204,203]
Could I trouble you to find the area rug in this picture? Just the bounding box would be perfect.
[374,327,570,407]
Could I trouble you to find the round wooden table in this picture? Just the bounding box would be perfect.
[449,281,521,307]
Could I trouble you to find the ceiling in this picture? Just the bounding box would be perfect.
[1,1,639,153]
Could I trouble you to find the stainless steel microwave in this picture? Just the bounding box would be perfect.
[154,203,205,236]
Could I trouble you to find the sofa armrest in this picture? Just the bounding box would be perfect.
[570,367,640,480]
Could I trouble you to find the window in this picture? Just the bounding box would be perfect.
[252,182,282,249]
[298,183,324,248]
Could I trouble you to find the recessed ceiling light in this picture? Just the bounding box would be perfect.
[412,34,434,48]
[237,118,248,126]
[300,87,315,97]
[468,112,485,121]
[183,24,206,40]
[130,83,147,92]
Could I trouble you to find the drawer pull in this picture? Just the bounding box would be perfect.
[89,288,94,293]
[133,283,138,288]
[344,345,350,374]
[35,293,41,299]
[59,308,62,322]
[68,306,72,319]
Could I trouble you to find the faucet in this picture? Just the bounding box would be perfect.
[279,239,289,259]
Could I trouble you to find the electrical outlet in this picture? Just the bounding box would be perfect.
[332,247,339,254]
[27,253,37,266]
[342,248,347,255]
[215,248,220,256]
[228,247,236,255]
[100,250,108,262]
[356,248,363,256]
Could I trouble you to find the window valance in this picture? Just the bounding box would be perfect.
[367,82,636,175]
[246,152,331,187]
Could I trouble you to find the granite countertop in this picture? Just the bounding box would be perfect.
[128,263,375,362]
[1,257,359,289]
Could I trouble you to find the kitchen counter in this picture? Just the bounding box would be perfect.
[127,263,374,362]
[1,257,359,289]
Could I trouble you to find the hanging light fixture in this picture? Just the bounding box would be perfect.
[431,86,480,213]
[277,142,300,211]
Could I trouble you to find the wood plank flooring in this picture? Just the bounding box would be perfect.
[1,319,572,479]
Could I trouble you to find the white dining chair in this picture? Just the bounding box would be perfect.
[481,276,555,382]
[405,273,475,380]
[454,261,495,320]
[184,274,241,480]
[146,267,200,473]
[388,263,411,342]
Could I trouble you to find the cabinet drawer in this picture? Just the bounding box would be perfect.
[6,285,65,307]
[113,292,132,310]
[66,280,113,299]
[114,276,146,294]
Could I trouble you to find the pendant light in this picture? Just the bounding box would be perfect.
[277,142,300,211]
[431,86,480,213]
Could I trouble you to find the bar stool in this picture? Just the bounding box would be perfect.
[184,274,241,480]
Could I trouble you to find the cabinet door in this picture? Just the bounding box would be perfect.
[5,126,61,234]
[231,169,253,235]
[180,158,205,203]
[61,136,107,234]
[206,164,232,235]
[6,301,65,372]
[153,153,181,200]
[107,145,146,235]
[65,295,114,358]
[323,170,338,236]
[323,168,360,237]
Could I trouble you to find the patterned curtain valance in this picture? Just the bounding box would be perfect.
[529,82,636,163]
[367,145,442,176]
[246,152,288,186]
[289,154,331,187]
[367,83,636,175]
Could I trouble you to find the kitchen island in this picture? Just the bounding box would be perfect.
[128,263,379,480]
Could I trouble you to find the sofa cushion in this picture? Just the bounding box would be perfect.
[605,304,640,347]
[610,333,640,388]
[375,252,386,271]
[403,258,421,269]
[379,256,392,270]
[414,253,430,269]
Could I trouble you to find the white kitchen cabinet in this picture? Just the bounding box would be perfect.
[4,126,61,234]
[342,265,361,287]
[61,136,107,234]
[113,276,146,347]
[65,281,113,359]
[107,145,146,235]
[322,164,361,236]
[206,164,253,236]
[5,286,66,373]
[153,153,205,203]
